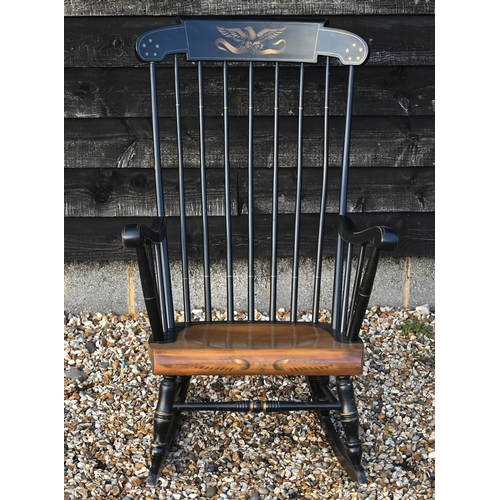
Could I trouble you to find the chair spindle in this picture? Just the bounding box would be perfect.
[270,62,280,321]
[149,62,175,332]
[223,61,234,322]
[312,57,331,322]
[346,244,366,339]
[174,54,191,324]
[333,66,356,331]
[248,62,255,321]
[291,63,305,322]
[197,61,212,322]
[340,243,353,333]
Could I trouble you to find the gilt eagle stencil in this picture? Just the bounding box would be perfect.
[215,26,287,55]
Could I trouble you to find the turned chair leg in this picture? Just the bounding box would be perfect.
[336,375,366,483]
[147,376,177,486]
[307,375,366,484]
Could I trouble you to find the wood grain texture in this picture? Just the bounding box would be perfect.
[148,322,364,376]
[64,116,435,169]
[63,10,435,264]
[64,15,434,68]
[64,168,238,217]
[237,168,434,214]
[64,0,435,17]
[64,213,435,261]
[64,166,434,218]
[64,66,435,118]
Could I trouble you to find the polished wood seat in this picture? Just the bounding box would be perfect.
[149,323,364,376]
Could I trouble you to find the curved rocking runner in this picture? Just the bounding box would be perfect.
[122,17,398,487]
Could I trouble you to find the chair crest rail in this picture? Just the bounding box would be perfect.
[136,18,369,65]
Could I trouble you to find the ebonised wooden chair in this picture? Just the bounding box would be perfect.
[122,17,398,487]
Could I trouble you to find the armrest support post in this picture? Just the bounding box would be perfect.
[122,218,173,339]
[136,245,165,341]
[337,215,398,342]
[346,247,380,342]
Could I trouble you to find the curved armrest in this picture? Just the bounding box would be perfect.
[338,215,398,252]
[122,217,166,248]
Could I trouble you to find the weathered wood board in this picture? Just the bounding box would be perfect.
[64,9,435,262]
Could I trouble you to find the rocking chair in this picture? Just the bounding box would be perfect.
[122,17,398,486]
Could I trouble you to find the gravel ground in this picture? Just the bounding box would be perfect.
[64,305,435,500]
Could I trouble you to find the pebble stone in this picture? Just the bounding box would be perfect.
[206,485,218,497]
[64,305,435,499]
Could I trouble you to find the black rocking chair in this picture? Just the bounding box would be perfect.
[122,17,398,487]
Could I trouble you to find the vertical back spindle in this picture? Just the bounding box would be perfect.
[291,63,305,322]
[223,61,234,321]
[332,66,355,333]
[312,57,331,322]
[248,62,255,321]
[174,54,191,324]
[150,62,175,331]
[270,62,280,321]
[198,61,212,322]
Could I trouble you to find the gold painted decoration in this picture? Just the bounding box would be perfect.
[273,359,335,373]
[215,26,287,55]
[191,357,251,373]
[344,42,365,62]
[136,21,369,65]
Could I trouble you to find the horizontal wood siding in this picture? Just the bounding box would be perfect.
[65,167,434,218]
[65,213,435,262]
[64,5,435,262]
[65,116,434,170]
[64,1,435,17]
[65,66,434,118]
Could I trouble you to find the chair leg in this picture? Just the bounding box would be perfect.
[146,376,178,486]
[147,376,192,486]
[162,376,191,449]
[335,375,367,483]
[307,375,367,484]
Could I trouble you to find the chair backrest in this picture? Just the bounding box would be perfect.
[129,17,377,340]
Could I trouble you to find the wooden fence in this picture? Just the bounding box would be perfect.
[64,1,435,263]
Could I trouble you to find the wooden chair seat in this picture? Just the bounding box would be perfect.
[149,323,364,376]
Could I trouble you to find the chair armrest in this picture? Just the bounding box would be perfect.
[338,215,398,341]
[338,215,398,252]
[122,217,167,340]
[122,217,166,248]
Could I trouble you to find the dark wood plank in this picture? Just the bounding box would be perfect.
[64,168,239,217]
[237,167,435,214]
[63,9,435,265]
[64,66,435,118]
[64,15,434,68]
[65,166,434,218]
[64,212,435,262]
[64,116,435,169]
[64,1,435,17]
